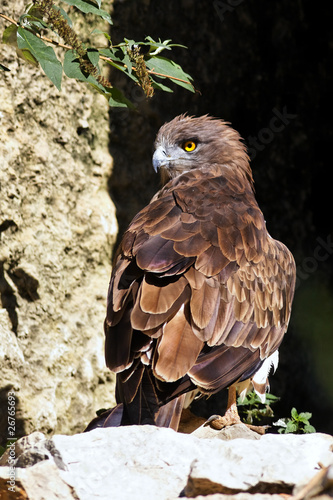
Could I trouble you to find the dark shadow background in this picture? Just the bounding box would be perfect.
[108,0,333,433]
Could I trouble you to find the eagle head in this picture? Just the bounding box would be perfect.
[152,114,251,184]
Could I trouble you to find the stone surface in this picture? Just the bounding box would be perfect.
[192,423,262,441]
[0,461,75,500]
[185,433,333,497]
[190,496,288,500]
[0,426,332,500]
[0,1,117,441]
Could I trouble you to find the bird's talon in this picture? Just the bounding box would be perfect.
[210,417,226,430]
[203,414,221,426]
[204,415,235,430]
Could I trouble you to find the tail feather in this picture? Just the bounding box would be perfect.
[155,395,186,430]
[84,404,124,432]
[85,364,191,431]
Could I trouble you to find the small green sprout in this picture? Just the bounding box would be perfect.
[274,407,316,434]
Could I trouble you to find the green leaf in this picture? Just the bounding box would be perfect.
[17,28,62,90]
[86,82,134,109]
[298,412,312,423]
[150,79,173,93]
[123,54,132,74]
[265,393,280,403]
[107,88,134,108]
[87,48,99,67]
[61,0,112,25]
[2,24,18,46]
[291,407,299,420]
[123,38,136,47]
[303,424,316,433]
[63,49,95,82]
[16,48,39,66]
[285,420,298,433]
[0,63,10,72]
[145,55,194,92]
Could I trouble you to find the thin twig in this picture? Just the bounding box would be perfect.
[145,69,191,84]
[35,33,72,50]
[0,13,19,25]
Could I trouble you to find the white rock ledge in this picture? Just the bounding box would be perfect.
[0,425,332,500]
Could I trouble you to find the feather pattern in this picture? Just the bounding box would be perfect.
[154,304,204,381]
[98,114,296,431]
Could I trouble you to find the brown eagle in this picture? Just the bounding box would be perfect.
[87,114,296,432]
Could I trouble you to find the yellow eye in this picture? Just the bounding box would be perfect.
[183,140,197,152]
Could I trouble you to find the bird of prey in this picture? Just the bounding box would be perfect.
[87,114,296,432]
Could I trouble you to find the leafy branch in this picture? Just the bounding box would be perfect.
[0,0,195,107]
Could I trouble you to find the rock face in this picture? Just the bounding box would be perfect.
[0,2,117,441]
[0,426,332,500]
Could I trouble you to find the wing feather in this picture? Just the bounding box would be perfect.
[195,245,230,276]
[131,285,190,331]
[173,232,211,257]
[140,275,187,314]
[153,304,204,382]
[190,279,220,331]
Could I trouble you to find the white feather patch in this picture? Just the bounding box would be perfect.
[252,350,279,403]
[237,380,252,402]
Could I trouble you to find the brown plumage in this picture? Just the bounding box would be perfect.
[86,114,296,432]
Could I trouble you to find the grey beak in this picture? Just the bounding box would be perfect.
[152,146,168,172]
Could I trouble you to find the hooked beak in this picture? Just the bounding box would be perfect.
[152,146,169,172]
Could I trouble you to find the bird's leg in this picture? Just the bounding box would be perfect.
[205,386,267,435]
[206,385,241,429]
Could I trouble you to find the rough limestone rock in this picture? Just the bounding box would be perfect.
[0,426,332,500]
[0,1,117,441]
[184,432,333,497]
[192,423,262,441]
